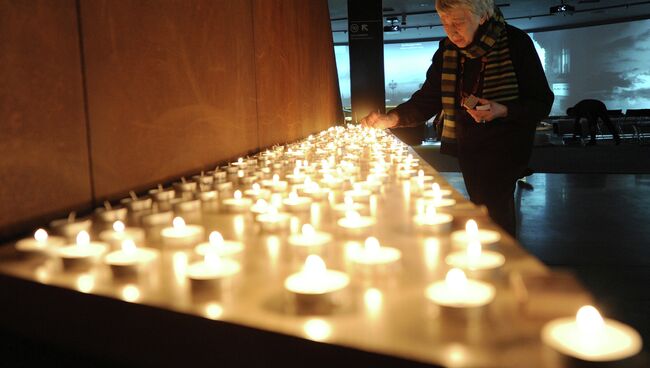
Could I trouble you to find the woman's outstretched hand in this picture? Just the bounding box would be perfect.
[360,111,399,129]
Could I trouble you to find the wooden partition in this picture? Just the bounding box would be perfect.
[0,0,341,241]
[0,0,92,240]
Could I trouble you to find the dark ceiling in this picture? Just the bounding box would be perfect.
[329,0,650,44]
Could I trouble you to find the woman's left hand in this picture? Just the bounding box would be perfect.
[466,98,508,124]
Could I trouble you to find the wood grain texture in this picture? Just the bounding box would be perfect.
[81,0,259,200]
[0,0,91,238]
[254,0,342,148]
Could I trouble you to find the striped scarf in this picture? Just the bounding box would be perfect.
[440,8,519,143]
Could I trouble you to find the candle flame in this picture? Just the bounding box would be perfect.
[255,198,268,208]
[272,174,280,183]
[445,268,468,290]
[364,237,381,254]
[432,182,441,194]
[252,183,261,192]
[172,217,186,229]
[237,157,243,164]
[112,220,125,233]
[121,239,137,254]
[237,170,244,178]
[268,206,279,215]
[289,191,299,201]
[303,255,327,278]
[34,228,48,243]
[304,176,312,186]
[76,231,90,247]
[234,190,242,200]
[301,224,315,237]
[205,251,221,269]
[345,210,361,222]
[209,231,224,247]
[293,167,300,176]
[466,220,479,240]
[418,169,424,177]
[425,204,437,219]
[576,305,605,334]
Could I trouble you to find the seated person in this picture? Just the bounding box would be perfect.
[566,99,621,145]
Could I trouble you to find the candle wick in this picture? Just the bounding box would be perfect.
[181,177,187,184]
[129,191,138,200]
[158,184,163,191]
[68,211,76,222]
[104,200,112,210]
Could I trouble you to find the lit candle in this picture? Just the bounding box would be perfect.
[344,183,372,203]
[195,231,244,258]
[286,167,306,184]
[541,305,642,361]
[15,228,65,256]
[244,183,271,201]
[288,224,333,248]
[413,204,453,233]
[414,195,456,212]
[140,210,174,227]
[300,180,330,201]
[348,237,401,266]
[425,268,496,308]
[55,231,108,270]
[238,169,257,185]
[445,239,505,271]
[284,255,349,295]
[160,217,205,247]
[331,196,366,217]
[421,182,453,199]
[104,239,158,277]
[282,191,312,212]
[99,220,145,248]
[451,220,501,247]
[187,251,241,290]
[337,210,376,236]
[222,190,253,213]
[261,174,289,192]
[250,198,271,216]
[410,169,434,187]
[256,206,291,232]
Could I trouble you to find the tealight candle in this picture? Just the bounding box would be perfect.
[285,167,306,184]
[94,201,128,223]
[187,251,241,290]
[445,239,505,271]
[251,199,272,216]
[55,231,108,270]
[140,210,174,227]
[222,190,253,213]
[288,224,333,249]
[282,191,312,212]
[195,189,218,202]
[173,178,197,193]
[541,305,642,362]
[212,170,227,183]
[15,228,65,256]
[331,196,367,217]
[425,268,495,308]
[337,210,376,237]
[413,204,453,233]
[193,172,214,186]
[320,174,344,190]
[421,182,453,199]
[98,221,145,248]
[49,212,92,239]
[195,231,244,258]
[121,191,152,212]
[104,239,157,277]
[300,180,329,201]
[214,180,233,192]
[284,255,349,296]
[344,183,372,203]
[160,217,205,247]
[451,220,501,247]
[348,237,401,266]
[244,183,271,201]
[261,174,289,192]
[238,169,257,185]
[256,206,291,232]
[414,196,456,212]
[410,169,434,186]
[173,199,202,213]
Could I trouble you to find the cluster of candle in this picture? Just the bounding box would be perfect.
[12,124,642,362]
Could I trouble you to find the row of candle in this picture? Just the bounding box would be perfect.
[14,124,642,362]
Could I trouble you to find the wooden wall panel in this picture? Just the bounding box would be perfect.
[254,0,342,148]
[0,0,91,239]
[81,0,259,200]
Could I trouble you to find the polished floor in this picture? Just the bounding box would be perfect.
[443,172,650,350]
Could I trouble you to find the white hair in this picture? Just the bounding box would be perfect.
[435,0,495,17]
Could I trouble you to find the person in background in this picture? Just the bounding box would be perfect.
[360,0,553,237]
[567,99,621,145]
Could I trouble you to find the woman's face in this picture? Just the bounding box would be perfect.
[438,7,485,48]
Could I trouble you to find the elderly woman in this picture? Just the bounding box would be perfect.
[361,0,553,237]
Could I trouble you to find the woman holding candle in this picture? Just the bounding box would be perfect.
[360,0,553,237]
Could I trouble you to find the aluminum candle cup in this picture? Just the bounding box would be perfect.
[421,183,453,199]
[284,255,350,312]
[244,183,271,201]
[212,170,227,183]
[425,268,496,308]
[196,190,219,202]
[222,190,253,213]
[348,237,401,273]
[98,221,145,249]
[192,174,214,186]
[214,181,233,192]
[55,231,108,271]
[288,224,332,256]
[49,216,92,240]
[15,229,65,257]
[195,231,244,259]
[541,306,642,362]
[187,252,241,292]
[261,174,289,193]
[451,220,501,248]
[445,240,505,274]
[344,183,372,203]
[337,211,375,237]
[149,187,176,202]
[104,239,158,278]
[331,197,367,217]
[94,206,128,223]
[256,207,291,232]
[160,217,204,247]
[173,199,202,213]
[413,205,453,234]
[282,191,312,212]
[141,210,174,227]
[173,180,197,193]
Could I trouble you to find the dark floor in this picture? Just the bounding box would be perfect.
[442,171,650,351]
